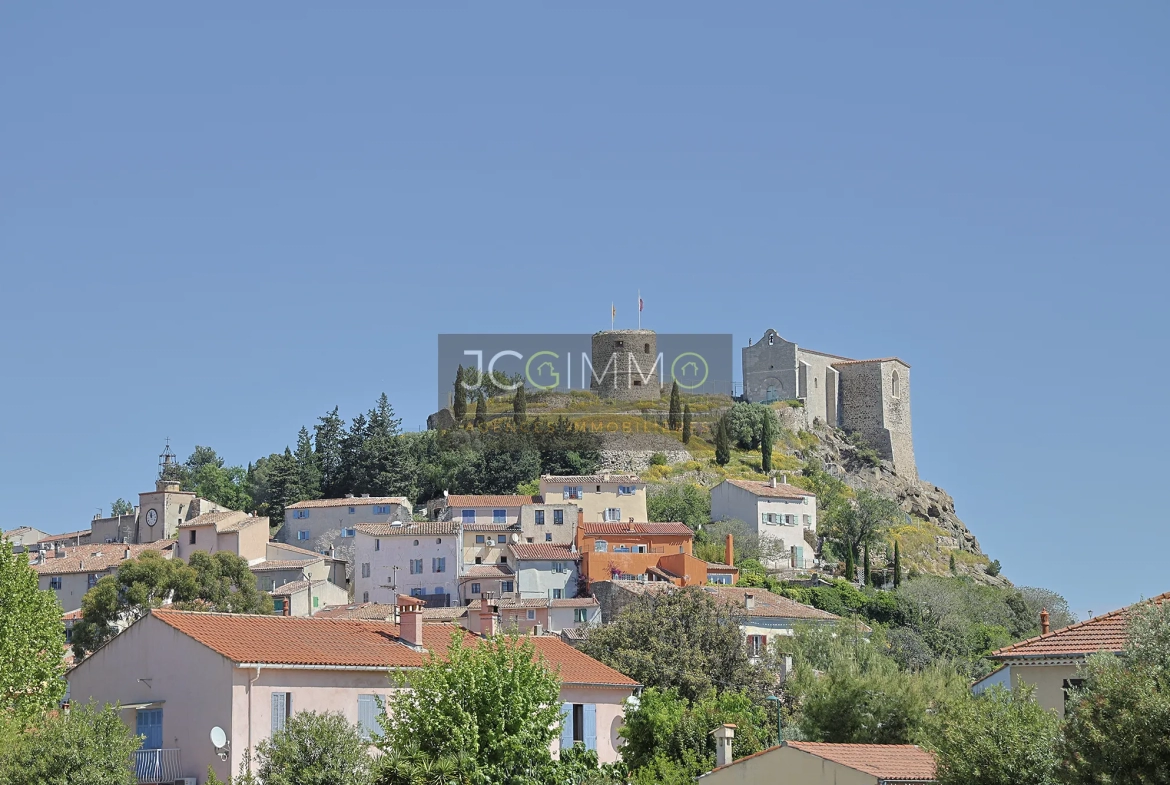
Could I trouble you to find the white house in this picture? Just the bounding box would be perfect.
[512,543,581,601]
[710,478,817,569]
[353,521,460,606]
[282,495,412,552]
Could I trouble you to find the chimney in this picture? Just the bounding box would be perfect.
[725,534,734,567]
[361,493,370,498]
[769,476,777,488]
[55,543,65,559]
[578,508,584,527]
[1041,608,1050,635]
[744,593,755,611]
[124,547,131,560]
[397,595,425,650]
[345,493,354,498]
[480,596,499,637]
[780,473,788,484]
[711,724,736,768]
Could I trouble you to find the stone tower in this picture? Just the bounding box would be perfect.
[590,329,660,401]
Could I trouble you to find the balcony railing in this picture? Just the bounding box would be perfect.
[134,748,182,783]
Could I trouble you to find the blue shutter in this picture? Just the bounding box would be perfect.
[136,709,162,749]
[560,703,574,752]
[272,692,288,733]
[583,704,597,751]
[795,546,804,567]
[358,695,379,739]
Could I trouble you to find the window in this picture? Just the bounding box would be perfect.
[785,515,796,526]
[188,530,197,545]
[534,510,545,525]
[563,486,582,500]
[501,580,514,593]
[553,561,565,573]
[432,557,446,573]
[803,514,812,527]
[362,591,369,603]
[271,693,292,733]
[375,539,381,551]
[87,574,98,589]
[553,509,564,525]
[475,557,482,564]
[499,555,508,564]
[313,595,319,608]
[493,509,506,523]
[552,588,564,599]
[596,485,601,492]
[349,506,356,514]
[297,530,311,541]
[410,588,425,597]
[476,534,485,544]
[594,540,607,553]
[614,545,630,553]
[527,610,536,620]
[361,563,371,578]
[273,597,286,614]
[136,708,163,750]
[341,528,356,538]
[462,509,476,524]
[618,485,636,495]
[891,369,901,398]
[644,343,650,353]
[709,573,732,585]
[49,576,62,590]
[560,703,597,751]
[614,339,624,348]
[410,559,423,575]
[574,608,588,623]
[358,694,382,739]
[1063,678,1085,707]
[603,508,621,522]
[436,538,442,545]
[413,539,419,546]
[294,509,310,519]
[470,582,481,595]
[545,533,553,542]
[373,505,392,514]
[746,634,768,657]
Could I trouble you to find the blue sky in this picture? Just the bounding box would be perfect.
[1,3,1166,617]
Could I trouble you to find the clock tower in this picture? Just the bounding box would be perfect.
[135,440,197,543]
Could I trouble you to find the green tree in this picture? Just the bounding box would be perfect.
[844,548,855,583]
[668,382,682,431]
[579,587,772,702]
[512,385,527,426]
[452,365,468,423]
[379,633,563,784]
[925,685,1059,785]
[822,490,901,576]
[313,406,348,498]
[760,403,775,472]
[0,541,67,720]
[1058,601,1170,783]
[109,498,133,516]
[473,391,487,428]
[2,702,141,785]
[713,414,731,466]
[681,405,692,444]
[893,540,903,588]
[255,711,371,785]
[293,427,323,502]
[949,553,957,573]
[863,543,871,587]
[181,446,252,511]
[647,484,711,530]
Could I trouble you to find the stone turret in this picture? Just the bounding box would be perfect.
[590,330,660,401]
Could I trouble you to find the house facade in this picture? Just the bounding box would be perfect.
[352,521,460,606]
[281,496,412,552]
[699,736,937,785]
[32,540,176,613]
[458,564,517,604]
[431,494,536,526]
[539,474,647,524]
[66,605,638,781]
[176,511,269,564]
[271,579,350,617]
[513,543,581,600]
[710,478,817,569]
[576,520,706,587]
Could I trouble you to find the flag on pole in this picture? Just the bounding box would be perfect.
[639,297,643,312]
[611,303,615,330]
[637,291,643,329]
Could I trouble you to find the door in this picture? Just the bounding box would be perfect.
[136,709,163,749]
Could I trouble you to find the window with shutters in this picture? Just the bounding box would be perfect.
[562,703,597,751]
[358,694,381,739]
[432,557,446,573]
[534,510,545,525]
[271,692,291,734]
[574,607,588,623]
[746,635,768,657]
[410,559,423,575]
[361,563,371,578]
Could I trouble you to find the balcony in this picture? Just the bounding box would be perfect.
[134,748,183,783]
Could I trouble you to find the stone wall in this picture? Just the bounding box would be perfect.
[597,449,692,473]
[590,330,661,401]
[742,329,798,403]
[836,360,917,480]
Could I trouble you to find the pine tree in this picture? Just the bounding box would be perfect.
[893,540,903,588]
[313,406,347,498]
[512,385,527,427]
[845,547,856,584]
[452,365,467,423]
[682,405,692,444]
[949,553,957,573]
[863,543,871,587]
[760,408,775,473]
[293,427,322,501]
[714,414,731,466]
[668,381,682,431]
[473,392,487,428]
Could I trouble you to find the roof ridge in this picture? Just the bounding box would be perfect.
[991,590,1170,657]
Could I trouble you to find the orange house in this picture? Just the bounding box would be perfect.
[577,518,722,587]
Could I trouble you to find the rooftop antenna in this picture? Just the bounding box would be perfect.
[158,438,178,480]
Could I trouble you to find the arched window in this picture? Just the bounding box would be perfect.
[891,370,901,398]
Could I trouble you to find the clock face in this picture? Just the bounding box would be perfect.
[146,509,158,527]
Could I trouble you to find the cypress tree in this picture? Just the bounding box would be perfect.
[949,552,957,573]
[863,543,871,587]
[760,408,775,473]
[893,540,903,588]
[714,414,731,466]
[512,385,527,427]
[473,391,487,428]
[668,381,682,431]
[845,547,855,584]
[452,365,467,423]
[682,405,692,444]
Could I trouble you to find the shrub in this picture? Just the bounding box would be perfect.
[649,452,668,466]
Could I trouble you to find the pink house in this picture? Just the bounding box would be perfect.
[67,599,638,783]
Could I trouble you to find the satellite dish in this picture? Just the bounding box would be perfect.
[511,533,519,542]
[210,726,227,748]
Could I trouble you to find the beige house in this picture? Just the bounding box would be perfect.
[710,478,817,569]
[66,603,639,782]
[271,578,349,617]
[352,521,461,606]
[282,495,412,551]
[539,474,647,524]
[32,540,176,612]
[3,527,50,548]
[176,511,269,564]
[981,594,1170,718]
[264,541,348,587]
[699,734,936,785]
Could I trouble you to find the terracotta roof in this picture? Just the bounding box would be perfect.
[510,544,580,561]
[831,357,910,368]
[580,521,693,537]
[991,592,1170,659]
[541,474,641,484]
[251,558,323,572]
[286,497,410,510]
[317,603,470,623]
[31,541,176,576]
[40,529,92,543]
[469,598,556,610]
[355,521,459,537]
[267,542,327,559]
[462,522,519,532]
[723,478,816,500]
[462,565,514,579]
[785,742,936,781]
[270,579,329,595]
[62,609,85,621]
[147,609,637,686]
[706,562,738,572]
[177,511,267,533]
[625,583,842,621]
[423,606,468,622]
[445,495,536,508]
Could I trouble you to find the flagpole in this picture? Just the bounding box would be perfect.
[637,290,641,329]
[611,302,614,330]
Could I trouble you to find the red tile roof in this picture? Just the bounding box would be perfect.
[267,542,328,559]
[992,592,1170,659]
[286,497,410,510]
[148,609,636,686]
[462,565,514,579]
[251,559,323,572]
[462,522,520,532]
[31,540,176,576]
[468,598,598,610]
[446,495,536,508]
[540,474,641,484]
[785,742,935,780]
[580,522,693,537]
[355,521,459,537]
[724,478,816,500]
[510,544,581,561]
[177,511,268,533]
